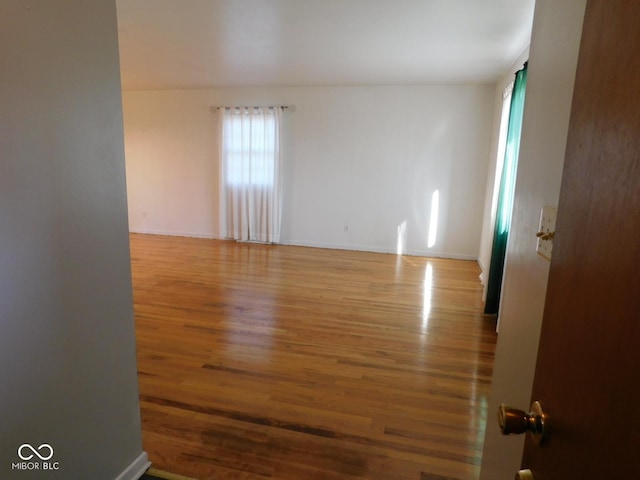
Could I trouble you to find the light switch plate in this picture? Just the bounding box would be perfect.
[536,206,557,261]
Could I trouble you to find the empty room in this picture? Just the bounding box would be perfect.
[117,0,540,478]
[118,1,533,478]
[5,1,610,479]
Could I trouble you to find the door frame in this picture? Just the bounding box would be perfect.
[479,1,588,478]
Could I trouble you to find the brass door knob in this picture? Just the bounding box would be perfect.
[497,401,548,445]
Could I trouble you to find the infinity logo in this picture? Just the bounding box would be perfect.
[17,443,54,461]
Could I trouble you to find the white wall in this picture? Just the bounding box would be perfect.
[122,85,494,259]
[0,1,147,479]
[479,0,587,478]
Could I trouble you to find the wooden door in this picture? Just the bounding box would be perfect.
[520,1,640,477]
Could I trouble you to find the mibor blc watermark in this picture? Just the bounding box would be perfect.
[12,443,60,471]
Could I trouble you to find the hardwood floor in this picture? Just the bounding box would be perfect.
[130,234,497,480]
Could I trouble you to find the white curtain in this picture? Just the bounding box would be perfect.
[218,107,283,243]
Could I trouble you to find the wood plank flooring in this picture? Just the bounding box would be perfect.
[130,234,497,480]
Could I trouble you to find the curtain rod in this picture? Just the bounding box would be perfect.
[210,105,296,112]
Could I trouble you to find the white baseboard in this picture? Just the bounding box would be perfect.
[280,239,478,261]
[129,230,479,262]
[130,228,218,239]
[114,451,151,480]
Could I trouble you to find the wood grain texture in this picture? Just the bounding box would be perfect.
[130,234,497,480]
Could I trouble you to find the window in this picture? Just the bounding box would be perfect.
[218,107,283,243]
[223,109,277,187]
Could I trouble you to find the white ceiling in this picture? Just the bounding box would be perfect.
[116,0,535,91]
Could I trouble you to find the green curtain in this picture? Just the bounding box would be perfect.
[484,63,528,315]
